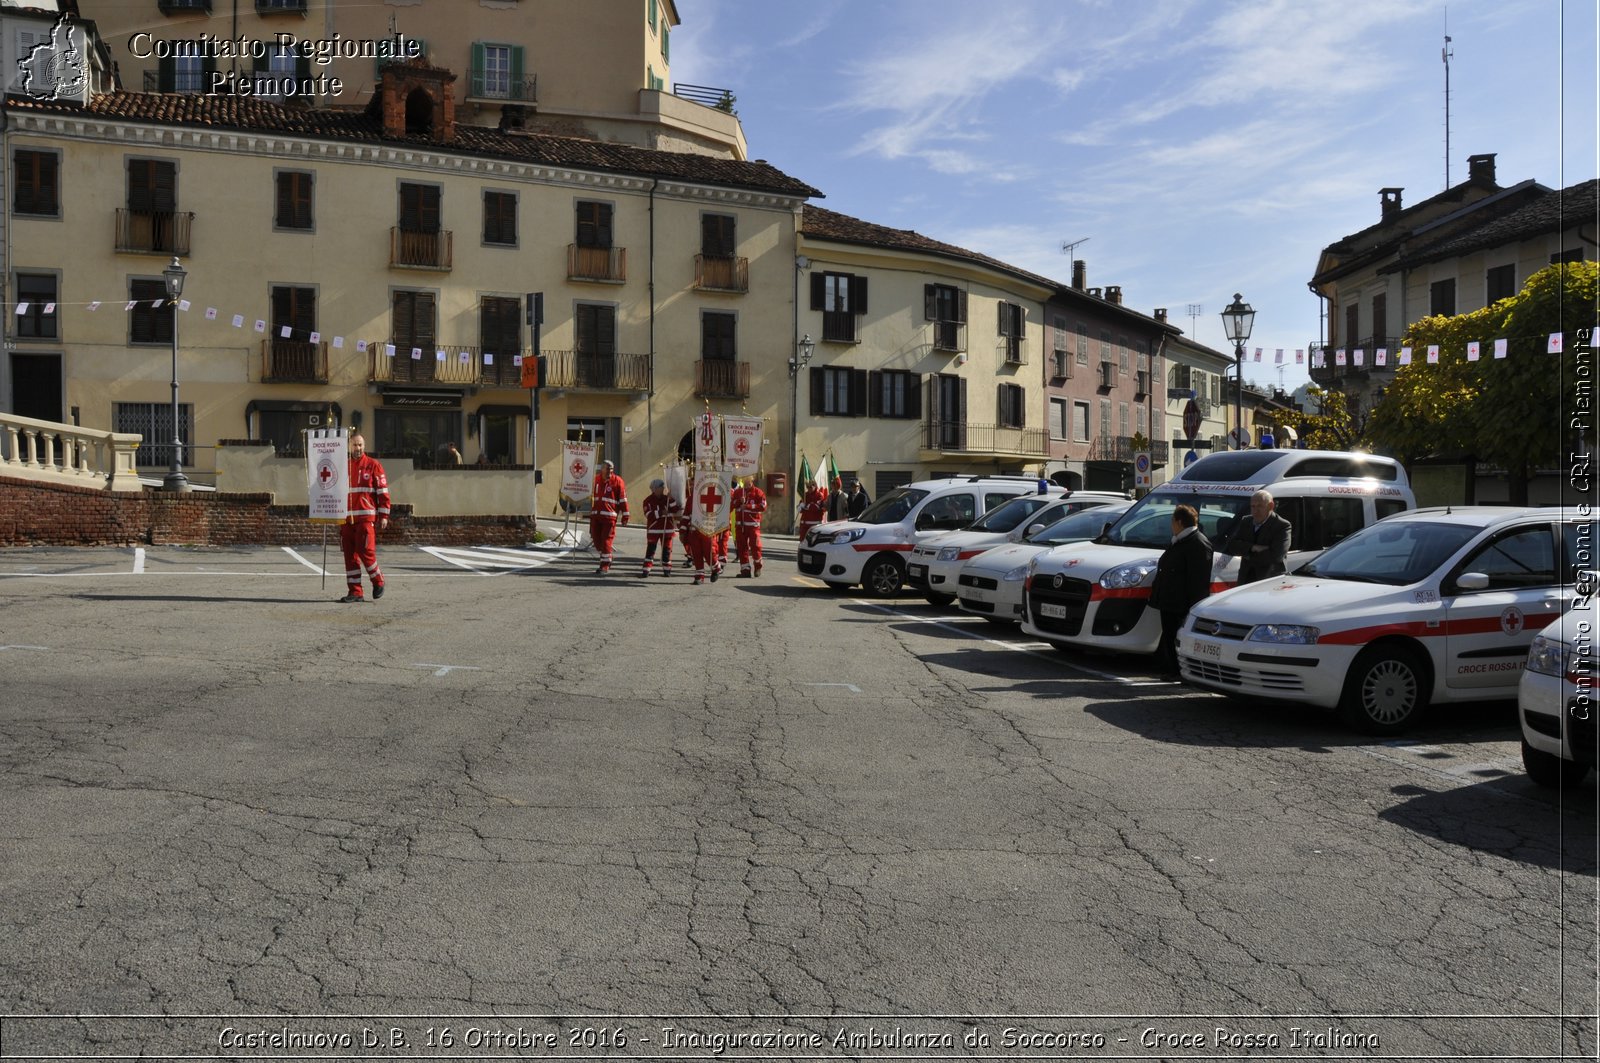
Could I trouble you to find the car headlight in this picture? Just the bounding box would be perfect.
[1248,624,1321,644]
[1526,634,1573,677]
[1003,564,1030,582]
[834,528,865,544]
[1100,558,1159,590]
[937,546,960,562]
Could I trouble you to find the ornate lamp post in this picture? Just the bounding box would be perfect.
[1220,293,1255,450]
[788,331,815,507]
[162,256,190,491]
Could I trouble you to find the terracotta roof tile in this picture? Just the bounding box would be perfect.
[3,90,822,198]
[1390,178,1599,268]
[802,204,1057,289]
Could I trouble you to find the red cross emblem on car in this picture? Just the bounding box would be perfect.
[1500,606,1525,636]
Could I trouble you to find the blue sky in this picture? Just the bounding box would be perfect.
[673,0,1597,393]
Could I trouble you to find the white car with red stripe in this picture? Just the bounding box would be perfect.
[1179,507,1593,734]
[906,490,1126,605]
[797,475,1047,597]
[1021,449,1415,656]
[1519,594,1598,788]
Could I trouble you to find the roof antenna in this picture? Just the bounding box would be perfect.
[1442,10,1453,188]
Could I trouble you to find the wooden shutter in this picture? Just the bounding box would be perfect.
[850,369,869,417]
[576,201,612,248]
[810,271,826,310]
[509,46,524,88]
[849,275,868,315]
[400,183,440,232]
[481,297,519,354]
[15,151,57,216]
[157,56,175,92]
[471,41,485,80]
[923,285,936,321]
[956,289,968,324]
[277,172,311,228]
[868,370,883,416]
[809,367,825,415]
[957,377,968,450]
[128,160,176,212]
[906,374,922,419]
[702,215,734,257]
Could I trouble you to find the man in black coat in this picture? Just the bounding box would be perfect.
[847,480,870,519]
[1148,504,1214,677]
[1223,488,1291,584]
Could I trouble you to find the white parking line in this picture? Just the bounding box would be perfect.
[131,547,145,574]
[418,545,570,574]
[855,600,1176,687]
[282,547,327,575]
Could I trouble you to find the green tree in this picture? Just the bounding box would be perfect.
[1280,385,1366,451]
[1366,261,1597,503]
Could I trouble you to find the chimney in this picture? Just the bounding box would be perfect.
[1105,285,1123,305]
[1087,287,1102,299]
[1468,153,1497,184]
[1154,307,1168,324]
[1072,259,1086,290]
[375,61,458,143]
[1380,187,1404,221]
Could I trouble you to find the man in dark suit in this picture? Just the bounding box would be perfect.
[1148,504,1214,677]
[1223,488,1292,584]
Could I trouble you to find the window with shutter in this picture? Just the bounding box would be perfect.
[127,159,177,212]
[1371,291,1388,348]
[926,284,965,350]
[15,274,57,339]
[701,311,736,360]
[576,201,613,249]
[483,191,517,246]
[575,304,617,356]
[400,183,441,233]
[1344,302,1360,346]
[275,171,313,230]
[391,290,436,351]
[14,150,58,217]
[701,214,735,257]
[129,279,173,345]
[271,286,316,335]
[480,297,520,356]
[815,272,863,343]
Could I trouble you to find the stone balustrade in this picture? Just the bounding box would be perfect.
[0,413,144,492]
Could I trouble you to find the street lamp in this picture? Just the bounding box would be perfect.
[788,332,815,515]
[162,255,189,492]
[1220,293,1255,450]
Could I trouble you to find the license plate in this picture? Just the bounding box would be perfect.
[907,564,926,578]
[964,587,992,603]
[1040,602,1067,619]
[1188,638,1222,659]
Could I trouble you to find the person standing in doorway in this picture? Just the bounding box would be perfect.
[340,433,390,603]
[590,459,630,574]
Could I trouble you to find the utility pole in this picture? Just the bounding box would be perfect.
[1443,15,1453,188]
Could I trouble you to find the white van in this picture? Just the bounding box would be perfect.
[798,475,1052,597]
[1020,449,1416,655]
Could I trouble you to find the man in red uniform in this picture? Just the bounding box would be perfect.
[639,478,680,578]
[590,459,630,574]
[734,475,769,577]
[339,433,390,603]
[797,482,827,543]
[678,476,715,585]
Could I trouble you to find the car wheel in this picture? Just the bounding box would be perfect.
[823,581,853,594]
[1521,738,1590,788]
[1337,645,1430,735]
[924,591,956,607]
[861,556,906,598]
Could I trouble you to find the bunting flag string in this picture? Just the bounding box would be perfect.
[1305,330,1591,370]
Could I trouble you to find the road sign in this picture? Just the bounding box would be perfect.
[1167,387,1196,401]
[1182,399,1201,441]
[1229,427,1251,449]
[1184,449,1199,468]
[1134,451,1152,489]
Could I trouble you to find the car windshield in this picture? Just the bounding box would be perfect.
[967,494,1056,533]
[854,487,929,525]
[1031,504,1130,545]
[1101,491,1251,548]
[1297,520,1480,585]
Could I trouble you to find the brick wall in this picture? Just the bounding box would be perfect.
[0,476,534,548]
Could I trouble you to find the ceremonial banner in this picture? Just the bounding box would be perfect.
[689,465,733,536]
[663,461,688,512]
[561,440,597,502]
[306,428,348,525]
[693,411,721,465]
[723,416,763,478]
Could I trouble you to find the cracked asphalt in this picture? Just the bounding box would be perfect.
[0,532,1595,1058]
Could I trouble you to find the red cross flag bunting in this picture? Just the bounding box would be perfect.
[723,415,763,479]
[561,440,597,503]
[691,465,733,536]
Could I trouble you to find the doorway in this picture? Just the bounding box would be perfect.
[10,353,62,422]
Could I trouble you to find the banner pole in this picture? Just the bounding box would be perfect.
[320,526,328,591]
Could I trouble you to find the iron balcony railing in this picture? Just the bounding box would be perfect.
[922,420,1047,458]
[694,254,748,293]
[932,320,965,353]
[567,244,626,282]
[467,69,537,102]
[543,350,650,391]
[672,83,735,110]
[694,359,750,399]
[390,228,453,270]
[256,0,307,12]
[368,344,530,387]
[261,339,329,384]
[115,208,194,255]
[158,0,211,10]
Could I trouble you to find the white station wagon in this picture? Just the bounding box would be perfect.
[1179,507,1594,734]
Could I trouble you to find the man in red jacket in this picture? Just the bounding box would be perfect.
[734,476,768,577]
[639,478,680,577]
[796,482,827,543]
[590,459,630,574]
[340,433,390,603]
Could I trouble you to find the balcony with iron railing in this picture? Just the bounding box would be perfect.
[261,339,329,384]
[932,320,965,354]
[543,350,650,391]
[158,0,213,16]
[467,69,537,103]
[922,420,1047,458]
[672,83,737,111]
[694,254,748,293]
[368,344,531,388]
[694,359,750,399]
[568,244,626,283]
[115,208,194,255]
[390,227,452,270]
[256,0,307,13]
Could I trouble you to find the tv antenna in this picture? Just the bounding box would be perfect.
[1060,236,1090,258]
[1442,12,1453,188]
[1186,303,1202,335]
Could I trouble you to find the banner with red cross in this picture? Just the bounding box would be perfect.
[693,411,721,466]
[723,415,763,479]
[689,465,733,536]
[560,440,596,503]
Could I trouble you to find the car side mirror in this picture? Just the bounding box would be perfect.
[1454,571,1490,592]
[1026,523,1046,537]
